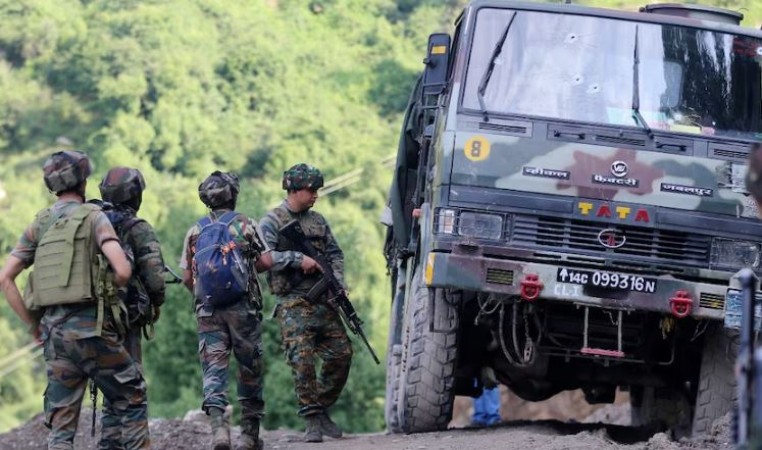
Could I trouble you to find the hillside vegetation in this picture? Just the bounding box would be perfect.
[0,0,760,434]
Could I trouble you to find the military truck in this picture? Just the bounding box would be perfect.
[382,0,762,437]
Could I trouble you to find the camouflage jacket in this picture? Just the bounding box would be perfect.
[11,199,121,340]
[259,201,344,301]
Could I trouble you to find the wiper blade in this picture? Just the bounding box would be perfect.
[477,11,517,122]
[631,25,654,140]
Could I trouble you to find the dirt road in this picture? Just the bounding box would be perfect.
[0,410,734,450]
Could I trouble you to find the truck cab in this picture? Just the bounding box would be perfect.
[384,0,762,437]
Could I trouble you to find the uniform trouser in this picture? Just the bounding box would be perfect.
[43,327,149,450]
[99,327,144,450]
[275,297,353,416]
[197,300,265,423]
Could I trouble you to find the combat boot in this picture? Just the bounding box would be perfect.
[235,420,263,450]
[209,407,231,450]
[304,415,323,443]
[317,412,343,439]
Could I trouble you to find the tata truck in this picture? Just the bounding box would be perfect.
[383,0,762,437]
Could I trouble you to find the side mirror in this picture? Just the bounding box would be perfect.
[422,33,451,97]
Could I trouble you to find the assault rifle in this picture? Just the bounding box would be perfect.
[735,268,762,450]
[280,220,380,364]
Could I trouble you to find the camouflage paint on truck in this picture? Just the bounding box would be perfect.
[421,128,762,320]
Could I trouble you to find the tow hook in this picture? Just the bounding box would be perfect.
[520,274,543,301]
[669,290,693,318]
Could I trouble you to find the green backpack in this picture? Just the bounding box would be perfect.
[31,203,102,307]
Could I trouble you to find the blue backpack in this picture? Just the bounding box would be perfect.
[193,211,249,307]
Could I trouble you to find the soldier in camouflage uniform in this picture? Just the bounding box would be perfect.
[180,171,273,450]
[98,167,166,450]
[0,151,149,450]
[259,163,353,443]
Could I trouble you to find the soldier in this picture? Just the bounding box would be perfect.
[0,150,149,450]
[180,171,272,450]
[259,163,353,443]
[98,167,166,450]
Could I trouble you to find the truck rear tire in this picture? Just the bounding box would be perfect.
[691,323,738,437]
[395,266,459,433]
[384,270,406,432]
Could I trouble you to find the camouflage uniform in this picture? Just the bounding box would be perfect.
[180,171,269,448]
[259,164,353,422]
[98,167,166,450]
[12,199,149,450]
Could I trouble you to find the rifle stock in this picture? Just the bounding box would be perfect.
[280,220,380,364]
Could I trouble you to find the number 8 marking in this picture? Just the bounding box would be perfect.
[464,136,491,161]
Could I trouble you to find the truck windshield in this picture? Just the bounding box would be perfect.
[462,8,762,140]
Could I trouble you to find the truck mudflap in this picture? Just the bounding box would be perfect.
[424,251,745,320]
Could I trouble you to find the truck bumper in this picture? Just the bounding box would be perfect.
[424,250,731,320]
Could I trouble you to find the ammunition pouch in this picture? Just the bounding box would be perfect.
[96,254,128,337]
[304,276,331,302]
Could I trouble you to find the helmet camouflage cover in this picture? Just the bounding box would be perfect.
[43,150,93,194]
[198,171,240,207]
[99,167,146,204]
[282,163,324,191]
[746,143,762,204]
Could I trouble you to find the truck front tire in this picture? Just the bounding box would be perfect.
[691,323,738,437]
[395,266,459,433]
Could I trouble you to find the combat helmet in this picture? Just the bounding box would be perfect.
[282,163,324,191]
[43,150,93,194]
[99,167,146,205]
[746,143,762,204]
[198,171,240,208]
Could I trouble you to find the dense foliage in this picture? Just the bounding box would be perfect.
[0,0,461,433]
[0,0,760,434]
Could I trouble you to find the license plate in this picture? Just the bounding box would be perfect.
[723,289,761,331]
[556,268,657,293]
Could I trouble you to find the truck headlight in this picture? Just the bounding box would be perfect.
[711,239,761,270]
[458,211,503,240]
[436,208,457,234]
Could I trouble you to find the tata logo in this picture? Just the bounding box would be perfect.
[577,202,651,223]
[597,228,626,249]
[610,160,628,178]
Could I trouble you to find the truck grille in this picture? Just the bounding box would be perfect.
[512,216,711,268]
[699,293,725,310]
[486,268,514,285]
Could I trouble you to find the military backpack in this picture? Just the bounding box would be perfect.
[193,211,249,307]
[102,204,153,329]
[31,203,103,307]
